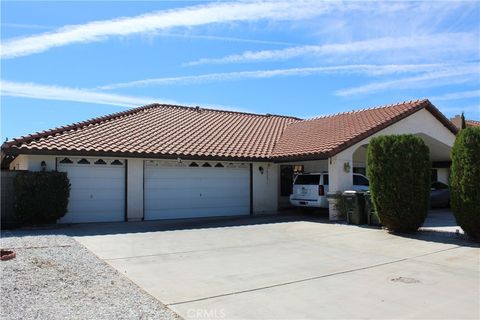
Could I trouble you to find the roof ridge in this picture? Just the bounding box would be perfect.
[302,99,429,122]
[2,103,300,149]
[157,103,301,119]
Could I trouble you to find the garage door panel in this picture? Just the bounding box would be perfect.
[146,206,248,220]
[145,175,248,185]
[67,189,125,201]
[59,210,123,224]
[69,179,125,190]
[57,158,125,223]
[146,168,247,179]
[68,199,124,212]
[62,167,124,179]
[144,163,250,220]
[143,186,249,197]
[145,195,248,209]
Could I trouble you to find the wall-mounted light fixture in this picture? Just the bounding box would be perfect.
[259,166,265,174]
[343,161,351,173]
[293,165,304,173]
[41,161,47,171]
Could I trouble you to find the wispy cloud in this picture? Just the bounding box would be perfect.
[0,80,166,107]
[185,32,478,66]
[98,64,446,90]
[1,23,54,30]
[335,65,480,96]
[0,0,349,59]
[429,89,480,101]
[156,32,297,46]
[0,80,252,113]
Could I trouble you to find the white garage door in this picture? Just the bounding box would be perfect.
[144,160,250,220]
[57,157,125,223]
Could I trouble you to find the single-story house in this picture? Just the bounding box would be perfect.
[2,99,457,223]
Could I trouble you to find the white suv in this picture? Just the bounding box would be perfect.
[289,172,369,208]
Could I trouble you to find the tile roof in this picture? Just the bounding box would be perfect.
[450,115,480,128]
[270,99,457,160]
[2,104,299,160]
[466,119,480,127]
[2,99,457,161]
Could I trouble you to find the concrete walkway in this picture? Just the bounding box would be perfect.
[421,208,463,235]
[70,214,478,320]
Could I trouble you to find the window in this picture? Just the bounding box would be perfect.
[294,174,320,185]
[322,174,329,185]
[111,160,123,165]
[202,162,212,167]
[77,158,90,164]
[59,157,73,164]
[214,163,224,167]
[94,159,107,165]
[353,175,369,186]
[353,167,366,176]
[189,162,199,167]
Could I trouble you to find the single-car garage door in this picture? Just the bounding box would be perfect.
[57,157,125,223]
[144,160,250,220]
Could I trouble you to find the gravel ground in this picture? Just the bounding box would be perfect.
[1,235,180,320]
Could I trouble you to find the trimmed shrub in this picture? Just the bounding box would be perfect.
[450,127,480,240]
[367,134,431,233]
[14,171,70,225]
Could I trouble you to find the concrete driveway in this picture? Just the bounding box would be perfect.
[74,215,479,320]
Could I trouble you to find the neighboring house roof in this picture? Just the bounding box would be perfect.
[271,99,457,161]
[450,115,480,128]
[2,99,457,162]
[467,120,480,127]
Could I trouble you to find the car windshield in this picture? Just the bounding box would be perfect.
[294,175,320,185]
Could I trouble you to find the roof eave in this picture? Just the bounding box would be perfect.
[2,147,274,163]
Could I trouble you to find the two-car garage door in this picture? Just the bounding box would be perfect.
[144,160,250,220]
[57,158,250,223]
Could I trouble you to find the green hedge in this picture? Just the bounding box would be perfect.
[14,171,71,225]
[450,127,480,240]
[367,134,431,233]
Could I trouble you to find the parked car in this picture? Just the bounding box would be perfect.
[289,172,369,208]
[430,181,450,208]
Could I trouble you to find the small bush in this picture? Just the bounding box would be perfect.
[14,171,71,225]
[450,127,480,240]
[367,134,431,233]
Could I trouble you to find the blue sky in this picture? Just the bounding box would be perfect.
[1,0,479,141]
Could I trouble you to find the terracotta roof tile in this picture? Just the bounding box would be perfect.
[2,100,457,161]
[3,104,299,160]
[466,119,480,127]
[270,99,457,160]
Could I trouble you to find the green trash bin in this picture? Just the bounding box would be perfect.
[365,191,381,226]
[342,190,366,225]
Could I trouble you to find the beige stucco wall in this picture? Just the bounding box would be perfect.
[336,109,455,161]
[126,158,144,221]
[252,162,278,213]
[9,154,29,170]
